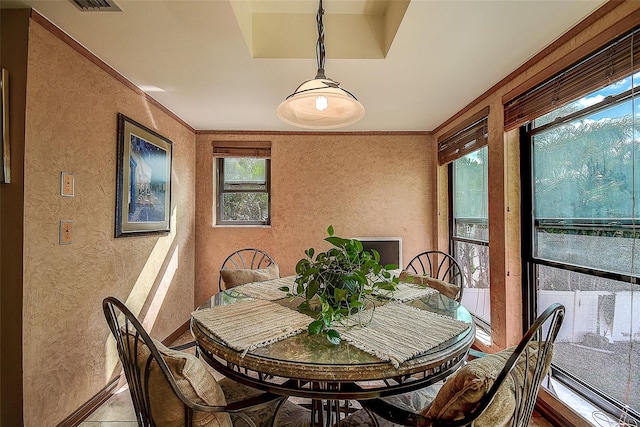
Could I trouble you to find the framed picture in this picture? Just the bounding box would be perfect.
[115,113,172,237]
[1,68,10,184]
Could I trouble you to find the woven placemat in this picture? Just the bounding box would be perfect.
[336,302,470,367]
[373,282,437,302]
[233,276,295,300]
[192,299,312,356]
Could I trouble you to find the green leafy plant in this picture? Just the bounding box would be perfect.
[280,225,399,344]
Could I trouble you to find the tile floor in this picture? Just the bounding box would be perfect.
[79,387,138,427]
[80,331,199,427]
[79,331,556,427]
[81,391,555,427]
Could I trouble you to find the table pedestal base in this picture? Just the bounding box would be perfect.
[307,399,356,427]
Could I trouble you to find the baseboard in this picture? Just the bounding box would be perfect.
[163,319,191,345]
[57,320,190,426]
[55,376,124,427]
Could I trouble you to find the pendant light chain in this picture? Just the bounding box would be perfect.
[315,0,326,79]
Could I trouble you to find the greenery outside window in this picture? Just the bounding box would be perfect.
[213,141,271,226]
[522,59,639,422]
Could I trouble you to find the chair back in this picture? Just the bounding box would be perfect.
[102,297,209,426]
[405,251,464,301]
[457,303,565,427]
[218,248,275,291]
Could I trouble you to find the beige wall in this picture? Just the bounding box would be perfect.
[14,13,435,426]
[195,132,435,305]
[22,20,196,427]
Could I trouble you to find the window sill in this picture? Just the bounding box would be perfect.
[213,224,271,228]
[537,384,607,427]
[475,327,491,346]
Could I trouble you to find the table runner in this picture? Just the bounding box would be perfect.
[233,276,295,300]
[192,299,312,356]
[335,302,470,367]
[373,282,437,302]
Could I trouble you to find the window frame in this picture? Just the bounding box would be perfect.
[449,149,491,334]
[216,157,271,226]
[521,98,640,423]
[441,108,491,334]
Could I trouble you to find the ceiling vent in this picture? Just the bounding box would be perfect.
[70,0,121,11]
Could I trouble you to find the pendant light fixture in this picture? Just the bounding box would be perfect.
[277,0,365,129]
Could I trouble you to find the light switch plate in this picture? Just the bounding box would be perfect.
[59,220,73,245]
[61,172,74,197]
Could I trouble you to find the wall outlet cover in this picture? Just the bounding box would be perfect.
[61,172,74,197]
[59,220,73,244]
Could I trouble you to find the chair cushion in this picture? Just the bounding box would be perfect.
[399,270,459,300]
[420,342,553,427]
[220,263,280,288]
[129,334,232,427]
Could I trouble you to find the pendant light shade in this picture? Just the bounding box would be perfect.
[277,78,365,129]
[277,0,364,129]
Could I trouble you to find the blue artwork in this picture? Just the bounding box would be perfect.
[128,134,167,223]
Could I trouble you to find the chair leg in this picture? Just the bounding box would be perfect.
[270,397,290,427]
[363,408,381,427]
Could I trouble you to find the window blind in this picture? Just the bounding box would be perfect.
[504,27,640,131]
[438,107,489,165]
[212,141,271,158]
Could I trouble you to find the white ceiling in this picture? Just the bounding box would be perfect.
[0,0,606,132]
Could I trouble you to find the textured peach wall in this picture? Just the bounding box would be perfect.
[195,132,436,305]
[22,21,196,427]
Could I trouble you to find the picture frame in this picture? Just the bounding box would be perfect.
[1,68,10,184]
[115,113,172,237]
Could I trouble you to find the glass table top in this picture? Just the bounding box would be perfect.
[191,286,475,382]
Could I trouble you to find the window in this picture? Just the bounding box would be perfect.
[451,147,490,331]
[519,28,639,423]
[440,108,491,334]
[213,141,271,225]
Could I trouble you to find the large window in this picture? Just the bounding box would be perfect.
[523,56,639,422]
[440,108,491,334]
[213,141,271,226]
[452,147,490,330]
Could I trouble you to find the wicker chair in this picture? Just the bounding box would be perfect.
[102,296,303,427]
[404,251,464,302]
[218,248,276,292]
[342,303,565,427]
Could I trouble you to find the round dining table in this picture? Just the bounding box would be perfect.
[190,276,476,426]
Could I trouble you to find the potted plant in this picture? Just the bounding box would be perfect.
[281,225,399,343]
